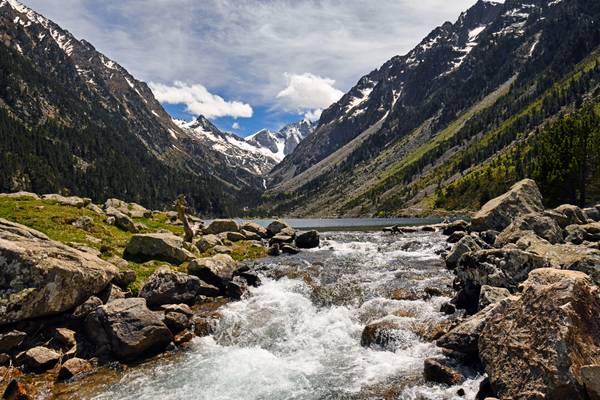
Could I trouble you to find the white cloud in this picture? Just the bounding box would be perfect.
[149,81,252,119]
[276,73,344,114]
[304,109,324,122]
[231,122,241,130]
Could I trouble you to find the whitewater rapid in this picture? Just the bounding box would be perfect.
[90,231,483,400]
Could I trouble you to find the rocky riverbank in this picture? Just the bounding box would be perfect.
[414,179,600,399]
[0,193,320,398]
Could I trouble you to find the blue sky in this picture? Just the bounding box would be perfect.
[22,0,478,137]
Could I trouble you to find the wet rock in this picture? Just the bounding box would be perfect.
[479,269,600,400]
[478,285,510,310]
[42,194,90,208]
[174,330,194,345]
[225,231,246,242]
[445,236,482,269]
[281,244,300,255]
[581,365,600,400]
[446,231,467,244]
[71,296,103,320]
[16,346,60,372]
[0,331,26,353]
[2,379,30,400]
[188,254,238,289]
[193,317,215,337]
[295,230,320,249]
[52,327,76,347]
[267,220,293,237]
[164,312,190,334]
[475,377,497,400]
[470,179,544,232]
[241,222,268,238]
[205,219,240,235]
[495,213,563,246]
[112,269,136,289]
[57,357,92,381]
[140,268,218,306]
[72,216,94,232]
[105,207,138,233]
[194,234,223,252]
[235,271,261,287]
[443,220,469,236]
[423,358,465,386]
[269,234,294,246]
[0,219,118,326]
[225,276,248,300]
[85,298,172,361]
[361,320,404,351]
[565,222,600,244]
[267,244,281,256]
[124,233,193,264]
[555,204,588,226]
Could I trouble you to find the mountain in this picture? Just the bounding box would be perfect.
[264,0,600,217]
[0,0,264,216]
[176,117,315,176]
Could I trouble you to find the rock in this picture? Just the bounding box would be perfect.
[159,303,194,316]
[104,199,151,218]
[241,222,268,238]
[446,231,467,244]
[164,311,190,334]
[86,203,104,215]
[478,285,510,310]
[212,245,232,254]
[174,330,194,345]
[140,268,219,306]
[470,179,544,232]
[193,317,216,337]
[423,358,465,386]
[16,346,60,372]
[72,216,94,232]
[360,320,404,351]
[445,236,482,269]
[2,379,29,400]
[225,231,246,242]
[267,244,281,256]
[106,216,116,226]
[85,298,173,361]
[565,222,600,244]
[0,353,9,365]
[72,296,103,320]
[0,191,40,200]
[584,207,600,222]
[581,365,600,400]
[124,233,193,264]
[105,207,138,233]
[188,254,238,289]
[107,255,129,269]
[205,219,240,235]
[495,213,563,246]
[269,234,294,246]
[478,230,499,246]
[57,357,93,381]
[225,276,248,300]
[42,194,90,208]
[443,220,469,236]
[295,231,320,249]
[440,302,456,315]
[0,331,26,353]
[112,269,136,289]
[98,284,127,304]
[52,328,76,347]
[281,244,300,255]
[194,234,223,252]
[238,229,260,241]
[267,220,293,237]
[235,271,261,287]
[555,204,588,226]
[457,248,549,291]
[0,219,118,326]
[479,269,600,400]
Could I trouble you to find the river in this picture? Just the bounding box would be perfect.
[85,228,482,400]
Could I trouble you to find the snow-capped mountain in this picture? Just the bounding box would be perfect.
[176,117,315,176]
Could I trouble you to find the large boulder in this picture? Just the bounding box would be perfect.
[124,233,193,264]
[495,213,563,246]
[479,269,600,400]
[140,268,219,306]
[295,231,320,249]
[565,222,600,245]
[0,219,118,326]
[15,346,60,372]
[360,320,404,351]
[445,236,481,269]
[555,204,588,226]
[443,220,469,236]
[194,234,223,253]
[0,191,40,200]
[105,207,138,233]
[205,219,239,235]
[188,254,238,289]
[478,285,510,310]
[267,220,293,237]
[470,179,544,232]
[41,194,90,208]
[516,233,600,271]
[241,222,268,238]
[85,298,172,361]
[423,358,465,386]
[105,198,151,218]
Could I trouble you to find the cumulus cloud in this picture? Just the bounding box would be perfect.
[231,122,241,130]
[149,81,252,119]
[276,73,344,117]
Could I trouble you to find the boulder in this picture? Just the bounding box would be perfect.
[445,236,482,269]
[16,346,60,372]
[0,191,40,200]
[188,254,238,289]
[71,296,103,320]
[163,311,190,334]
[581,365,600,400]
[267,244,281,256]
[565,222,600,244]
[124,233,193,264]
[281,244,300,255]
[193,317,216,337]
[241,222,268,238]
[159,303,194,316]
[360,320,404,351]
[240,229,261,241]
[105,198,150,218]
[0,331,26,353]
[583,207,600,222]
[225,231,246,242]
[57,357,92,381]
[544,209,571,228]
[0,219,118,326]
[446,231,467,244]
[225,276,248,300]
[98,284,127,304]
[42,194,90,208]
[52,327,76,347]
[470,179,544,232]
[495,213,563,246]
[423,358,465,386]
[478,230,499,246]
[194,234,223,253]
[478,285,510,310]
[86,203,104,215]
[85,298,172,361]
[212,245,232,254]
[443,220,469,236]
[112,269,136,289]
[457,248,549,291]
[174,330,194,346]
[269,234,294,246]
[479,269,600,400]
[205,219,239,235]
[295,231,320,249]
[555,204,588,226]
[72,216,94,232]
[105,207,138,233]
[267,220,293,237]
[140,268,219,306]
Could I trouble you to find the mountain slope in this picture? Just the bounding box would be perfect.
[264,0,600,216]
[0,0,263,215]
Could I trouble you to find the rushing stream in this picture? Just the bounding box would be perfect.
[88,230,482,400]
